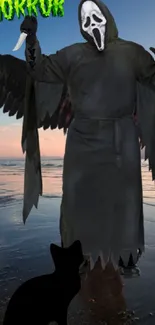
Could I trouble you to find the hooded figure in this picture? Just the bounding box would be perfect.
[18,0,155,273]
[79,0,118,50]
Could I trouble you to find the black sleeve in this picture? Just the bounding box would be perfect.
[135,44,155,179]
[136,45,155,89]
[25,39,69,124]
[25,39,68,84]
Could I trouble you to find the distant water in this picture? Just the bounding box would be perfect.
[0,157,63,201]
[0,157,154,206]
[0,157,155,324]
[0,157,63,322]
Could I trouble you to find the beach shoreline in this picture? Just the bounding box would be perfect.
[0,158,155,324]
[0,203,155,324]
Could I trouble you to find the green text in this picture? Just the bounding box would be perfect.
[0,0,65,20]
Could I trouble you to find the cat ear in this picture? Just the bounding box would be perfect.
[68,240,84,267]
[50,243,62,262]
[69,240,84,265]
[50,241,84,269]
[69,240,82,254]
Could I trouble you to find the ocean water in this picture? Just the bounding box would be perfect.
[0,157,63,323]
[0,157,155,324]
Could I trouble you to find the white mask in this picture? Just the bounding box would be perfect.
[81,0,107,51]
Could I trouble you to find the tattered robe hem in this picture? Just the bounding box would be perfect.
[60,202,144,272]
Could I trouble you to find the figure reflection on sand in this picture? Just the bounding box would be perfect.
[3,243,133,325]
[68,259,126,325]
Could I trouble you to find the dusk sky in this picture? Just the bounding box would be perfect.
[0,0,155,158]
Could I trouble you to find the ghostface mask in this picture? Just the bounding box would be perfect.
[81,0,107,51]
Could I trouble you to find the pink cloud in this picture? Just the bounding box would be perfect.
[0,124,66,158]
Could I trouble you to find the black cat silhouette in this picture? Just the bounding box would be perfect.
[3,240,84,325]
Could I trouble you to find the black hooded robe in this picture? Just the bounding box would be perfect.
[25,0,155,269]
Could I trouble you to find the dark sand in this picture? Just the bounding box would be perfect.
[68,204,155,325]
[0,155,154,325]
[0,204,155,324]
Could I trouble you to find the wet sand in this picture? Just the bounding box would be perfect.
[0,158,155,324]
[67,204,155,324]
[0,201,155,324]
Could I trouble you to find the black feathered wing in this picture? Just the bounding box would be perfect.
[135,46,155,181]
[22,82,73,222]
[0,55,26,119]
[39,86,74,134]
[136,82,155,180]
[0,54,73,131]
[0,54,74,222]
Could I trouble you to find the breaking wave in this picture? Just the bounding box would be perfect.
[0,163,17,167]
[143,202,155,207]
[42,194,61,199]
[42,163,63,168]
[0,161,63,169]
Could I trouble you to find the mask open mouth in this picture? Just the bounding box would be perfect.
[92,28,101,49]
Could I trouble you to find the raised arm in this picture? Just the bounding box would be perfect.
[18,16,70,126]
[20,16,67,84]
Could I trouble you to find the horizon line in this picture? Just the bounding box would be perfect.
[0,155,64,159]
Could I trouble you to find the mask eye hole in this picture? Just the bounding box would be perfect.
[84,16,91,28]
[92,14,103,23]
